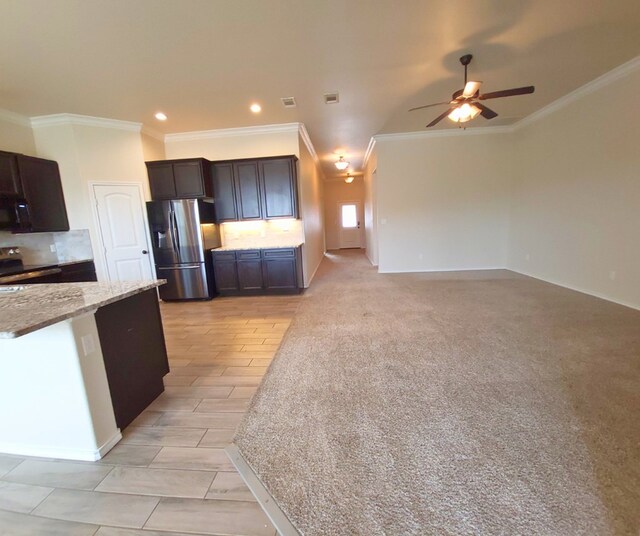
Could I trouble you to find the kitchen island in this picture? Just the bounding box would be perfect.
[0,280,168,461]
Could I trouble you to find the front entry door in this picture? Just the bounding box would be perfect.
[93,184,154,281]
[339,201,363,249]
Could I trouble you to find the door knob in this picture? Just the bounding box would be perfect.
[142,250,148,254]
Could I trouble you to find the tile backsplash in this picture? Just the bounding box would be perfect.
[0,229,93,265]
[221,219,304,249]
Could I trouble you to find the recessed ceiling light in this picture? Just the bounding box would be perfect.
[250,103,262,113]
[154,112,167,121]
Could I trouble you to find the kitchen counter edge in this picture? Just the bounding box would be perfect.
[0,280,165,339]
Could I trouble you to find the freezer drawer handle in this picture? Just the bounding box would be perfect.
[157,266,201,270]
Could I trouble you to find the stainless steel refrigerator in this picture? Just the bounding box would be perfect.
[147,199,221,300]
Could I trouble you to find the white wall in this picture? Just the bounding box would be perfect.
[0,110,35,154]
[297,134,325,286]
[508,68,640,309]
[375,132,512,273]
[165,130,300,161]
[323,178,365,250]
[363,149,378,265]
[141,132,166,161]
[32,122,151,281]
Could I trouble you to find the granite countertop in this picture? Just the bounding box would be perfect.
[212,243,304,252]
[0,280,165,339]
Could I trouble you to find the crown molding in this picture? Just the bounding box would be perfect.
[30,113,142,132]
[363,137,377,167]
[140,125,165,142]
[165,122,301,143]
[0,108,31,127]
[297,123,319,163]
[374,125,513,142]
[513,54,640,130]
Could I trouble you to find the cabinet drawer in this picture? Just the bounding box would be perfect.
[262,248,295,258]
[212,251,236,262]
[237,250,261,260]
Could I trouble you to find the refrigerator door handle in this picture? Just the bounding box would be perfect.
[171,209,181,252]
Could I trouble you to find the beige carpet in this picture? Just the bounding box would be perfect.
[234,250,640,535]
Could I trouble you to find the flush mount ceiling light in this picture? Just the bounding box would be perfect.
[335,156,349,170]
[154,112,167,121]
[345,173,354,184]
[250,103,262,113]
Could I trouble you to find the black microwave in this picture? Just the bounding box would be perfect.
[0,197,32,231]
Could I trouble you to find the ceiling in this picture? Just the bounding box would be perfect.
[1,0,639,178]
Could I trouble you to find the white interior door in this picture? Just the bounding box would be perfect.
[339,201,364,249]
[93,184,153,281]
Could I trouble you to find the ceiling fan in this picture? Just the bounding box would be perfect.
[409,54,535,127]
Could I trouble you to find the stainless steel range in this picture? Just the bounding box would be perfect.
[0,247,62,284]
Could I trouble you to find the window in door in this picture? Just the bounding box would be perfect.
[341,204,358,228]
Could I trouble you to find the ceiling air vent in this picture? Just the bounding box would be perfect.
[323,92,339,104]
[281,97,297,108]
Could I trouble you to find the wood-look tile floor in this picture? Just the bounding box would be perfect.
[0,295,300,536]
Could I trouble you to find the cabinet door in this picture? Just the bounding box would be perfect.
[234,161,262,220]
[147,162,176,200]
[173,161,205,198]
[213,260,239,291]
[260,158,298,219]
[262,248,298,289]
[211,163,238,222]
[237,251,263,290]
[16,155,69,232]
[58,261,98,282]
[95,289,169,429]
[0,151,21,196]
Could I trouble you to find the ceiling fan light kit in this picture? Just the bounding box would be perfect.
[448,102,481,123]
[410,53,535,128]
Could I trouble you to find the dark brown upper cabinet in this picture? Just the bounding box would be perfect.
[235,161,262,220]
[0,151,22,197]
[147,158,211,200]
[210,163,238,222]
[210,155,298,223]
[260,158,297,219]
[14,154,69,232]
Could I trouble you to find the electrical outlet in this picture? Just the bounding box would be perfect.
[381,218,387,225]
[525,253,530,261]
[50,244,57,253]
[418,253,424,260]
[609,271,617,281]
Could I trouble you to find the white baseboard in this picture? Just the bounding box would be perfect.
[0,429,122,461]
[377,266,507,274]
[226,444,300,535]
[508,268,640,312]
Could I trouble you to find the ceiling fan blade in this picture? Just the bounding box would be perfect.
[427,107,456,128]
[408,101,451,112]
[462,81,482,98]
[476,103,498,119]
[479,86,535,100]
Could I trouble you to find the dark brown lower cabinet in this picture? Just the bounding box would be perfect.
[212,247,302,295]
[95,289,169,429]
